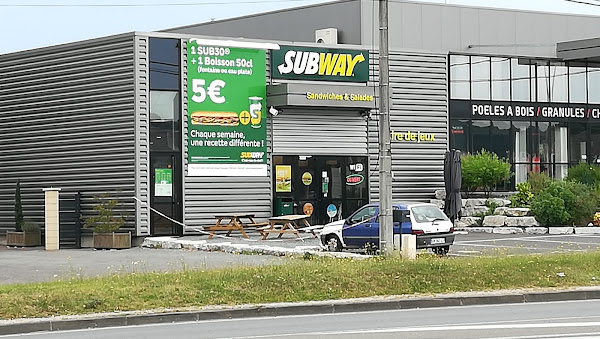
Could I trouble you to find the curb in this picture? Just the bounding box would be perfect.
[2,287,600,335]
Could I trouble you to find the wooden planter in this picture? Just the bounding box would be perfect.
[93,232,131,249]
[6,231,41,247]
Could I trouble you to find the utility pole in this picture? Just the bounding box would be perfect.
[378,0,393,256]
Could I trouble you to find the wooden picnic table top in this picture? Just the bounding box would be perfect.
[214,214,256,219]
[268,214,310,222]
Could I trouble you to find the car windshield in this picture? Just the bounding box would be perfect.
[411,205,449,223]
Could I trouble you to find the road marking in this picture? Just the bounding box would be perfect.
[454,243,542,250]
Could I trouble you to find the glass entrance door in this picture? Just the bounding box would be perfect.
[150,153,182,236]
[274,156,369,225]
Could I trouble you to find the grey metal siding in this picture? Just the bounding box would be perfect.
[369,50,448,202]
[0,34,137,233]
[135,35,150,235]
[181,40,272,232]
[272,110,368,156]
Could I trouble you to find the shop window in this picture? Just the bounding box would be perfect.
[471,57,490,100]
[554,124,569,179]
[537,61,550,102]
[490,121,511,160]
[589,65,600,104]
[450,55,470,100]
[511,58,532,102]
[550,63,568,103]
[450,119,469,153]
[569,123,588,164]
[471,120,491,153]
[513,121,530,184]
[150,91,180,151]
[591,125,600,165]
[569,63,587,103]
[491,58,510,101]
[150,38,180,90]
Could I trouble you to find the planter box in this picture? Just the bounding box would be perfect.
[6,231,41,247]
[93,232,131,249]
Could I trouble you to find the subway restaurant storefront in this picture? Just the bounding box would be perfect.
[267,46,376,225]
[449,54,600,188]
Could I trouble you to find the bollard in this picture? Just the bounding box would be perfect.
[401,234,417,260]
[43,188,61,251]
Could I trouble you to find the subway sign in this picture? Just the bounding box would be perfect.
[271,46,369,82]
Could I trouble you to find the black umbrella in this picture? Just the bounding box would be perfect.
[443,149,462,223]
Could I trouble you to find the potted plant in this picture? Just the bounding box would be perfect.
[6,181,42,247]
[83,194,130,249]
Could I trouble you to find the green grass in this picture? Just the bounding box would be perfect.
[1,251,600,319]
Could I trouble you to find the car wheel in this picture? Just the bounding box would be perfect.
[325,235,342,252]
[433,246,449,256]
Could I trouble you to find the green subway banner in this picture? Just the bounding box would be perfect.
[186,39,267,176]
[271,46,369,82]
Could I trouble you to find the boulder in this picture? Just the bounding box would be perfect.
[574,227,600,235]
[465,199,487,207]
[549,227,574,235]
[483,215,507,226]
[461,206,490,217]
[435,189,446,200]
[487,198,511,207]
[505,216,539,227]
[505,208,530,217]
[464,227,493,233]
[456,217,481,227]
[494,207,508,215]
[524,227,548,234]
[493,227,524,234]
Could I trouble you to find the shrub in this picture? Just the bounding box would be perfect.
[22,220,41,232]
[530,191,569,226]
[527,171,552,194]
[530,180,599,226]
[14,181,24,232]
[510,182,534,208]
[83,194,125,233]
[566,162,600,187]
[461,150,512,198]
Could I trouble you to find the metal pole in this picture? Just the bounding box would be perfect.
[378,0,393,256]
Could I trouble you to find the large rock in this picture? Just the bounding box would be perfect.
[505,216,539,227]
[494,207,508,215]
[430,199,444,209]
[456,217,481,227]
[483,215,507,226]
[461,206,490,217]
[435,189,446,200]
[505,208,530,217]
[525,227,548,234]
[465,199,487,207]
[463,227,493,233]
[487,198,511,207]
[574,227,600,235]
[549,227,574,235]
[493,227,524,234]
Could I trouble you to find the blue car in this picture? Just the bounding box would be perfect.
[319,202,455,255]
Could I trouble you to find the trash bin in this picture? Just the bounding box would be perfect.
[275,197,293,216]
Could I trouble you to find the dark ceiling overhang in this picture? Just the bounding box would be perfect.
[557,37,600,63]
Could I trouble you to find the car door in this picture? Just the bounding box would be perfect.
[342,205,378,249]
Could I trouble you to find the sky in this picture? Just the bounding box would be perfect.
[1,0,600,54]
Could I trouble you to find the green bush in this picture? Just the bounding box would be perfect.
[566,162,600,187]
[527,171,552,194]
[83,194,125,233]
[461,150,512,198]
[530,180,599,226]
[510,182,534,208]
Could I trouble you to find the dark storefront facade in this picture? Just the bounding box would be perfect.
[449,54,600,188]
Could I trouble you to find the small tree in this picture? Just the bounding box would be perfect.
[83,194,125,233]
[566,162,600,187]
[461,150,512,198]
[14,181,24,232]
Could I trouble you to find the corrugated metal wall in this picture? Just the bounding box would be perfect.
[0,33,138,233]
[135,35,151,235]
[271,109,368,156]
[368,50,448,202]
[181,40,272,232]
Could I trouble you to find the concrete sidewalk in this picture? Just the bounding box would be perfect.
[2,286,600,335]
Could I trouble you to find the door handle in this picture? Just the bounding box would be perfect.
[364,224,371,228]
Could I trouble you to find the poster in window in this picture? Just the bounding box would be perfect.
[275,165,292,192]
[155,168,173,197]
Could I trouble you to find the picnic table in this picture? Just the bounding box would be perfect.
[259,214,321,240]
[206,214,264,239]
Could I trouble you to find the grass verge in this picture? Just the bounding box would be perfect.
[1,251,600,319]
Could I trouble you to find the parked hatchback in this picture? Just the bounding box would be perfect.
[319,202,455,255]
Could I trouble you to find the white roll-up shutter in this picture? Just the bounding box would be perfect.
[272,109,368,155]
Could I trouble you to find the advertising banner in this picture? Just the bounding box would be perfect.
[187,40,267,176]
[154,168,173,197]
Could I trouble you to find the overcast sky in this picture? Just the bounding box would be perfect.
[0,0,599,54]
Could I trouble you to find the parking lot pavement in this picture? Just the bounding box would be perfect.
[450,232,600,257]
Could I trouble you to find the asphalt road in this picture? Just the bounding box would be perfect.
[451,232,600,257]
[6,299,600,338]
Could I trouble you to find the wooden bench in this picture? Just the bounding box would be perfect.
[260,215,312,240]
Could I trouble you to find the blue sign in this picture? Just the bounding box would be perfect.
[326,204,338,218]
